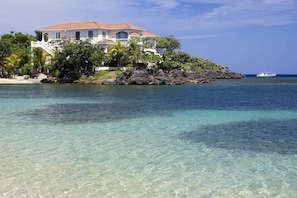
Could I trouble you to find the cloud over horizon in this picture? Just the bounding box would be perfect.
[1,0,296,35]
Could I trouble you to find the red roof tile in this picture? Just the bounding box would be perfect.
[142,32,158,37]
[130,31,158,37]
[98,39,114,43]
[40,22,144,31]
[106,24,144,30]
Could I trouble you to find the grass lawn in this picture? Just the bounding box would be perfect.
[76,70,124,82]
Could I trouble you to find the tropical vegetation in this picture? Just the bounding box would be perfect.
[0,31,227,81]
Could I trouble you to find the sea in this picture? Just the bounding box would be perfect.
[0,75,297,198]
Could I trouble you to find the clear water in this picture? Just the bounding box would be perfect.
[1,76,297,197]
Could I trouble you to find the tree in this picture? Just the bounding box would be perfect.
[12,32,36,69]
[89,44,104,68]
[0,37,13,77]
[142,36,158,49]
[35,30,42,41]
[108,41,127,68]
[127,38,143,67]
[4,54,21,78]
[156,35,181,57]
[54,40,104,81]
[142,52,162,68]
[0,32,37,76]
[33,48,51,72]
[170,51,193,63]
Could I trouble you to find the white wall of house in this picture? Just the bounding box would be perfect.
[44,29,142,44]
[34,24,153,56]
[45,29,102,44]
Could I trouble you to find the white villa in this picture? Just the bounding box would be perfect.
[31,21,158,56]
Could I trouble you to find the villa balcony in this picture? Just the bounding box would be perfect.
[116,38,128,46]
[31,41,61,56]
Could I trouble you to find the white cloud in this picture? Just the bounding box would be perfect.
[147,0,179,9]
[170,0,297,31]
[1,0,297,35]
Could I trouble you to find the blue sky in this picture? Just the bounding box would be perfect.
[1,0,297,74]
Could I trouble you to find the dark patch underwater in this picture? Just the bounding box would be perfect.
[180,119,297,155]
[19,103,171,124]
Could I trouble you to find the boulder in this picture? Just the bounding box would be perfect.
[37,73,47,81]
[129,69,151,85]
[154,69,171,85]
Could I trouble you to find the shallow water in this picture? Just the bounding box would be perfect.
[1,76,297,197]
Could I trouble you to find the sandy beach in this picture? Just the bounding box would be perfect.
[0,76,40,84]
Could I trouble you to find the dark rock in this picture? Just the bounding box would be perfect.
[57,77,74,83]
[129,69,151,85]
[44,69,245,85]
[154,69,171,85]
[207,70,245,79]
[114,69,244,85]
[40,76,57,83]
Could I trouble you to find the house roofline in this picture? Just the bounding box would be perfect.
[40,22,145,32]
[97,39,114,44]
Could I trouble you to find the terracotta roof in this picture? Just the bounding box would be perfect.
[106,24,144,30]
[40,22,144,31]
[130,31,158,37]
[40,22,106,31]
[142,32,158,37]
[98,39,114,43]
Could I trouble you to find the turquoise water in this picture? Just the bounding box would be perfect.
[1,76,297,197]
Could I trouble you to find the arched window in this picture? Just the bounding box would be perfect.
[116,31,128,39]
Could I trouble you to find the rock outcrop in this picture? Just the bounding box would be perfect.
[40,69,245,85]
[114,69,245,85]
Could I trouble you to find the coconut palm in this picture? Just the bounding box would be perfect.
[127,38,143,67]
[4,54,21,78]
[108,41,127,68]
[33,48,50,72]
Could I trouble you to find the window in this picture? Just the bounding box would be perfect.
[116,31,128,39]
[44,33,49,41]
[102,31,106,38]
[55,32,61,39]
[88,31,93,39]
[75,32,80,40]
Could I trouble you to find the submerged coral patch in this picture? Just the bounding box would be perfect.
[180,119,297,155]
[19,103,170,125]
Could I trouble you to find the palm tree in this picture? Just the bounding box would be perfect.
[127,38,143,67]
[4,54,21,78]
[108,41,126,68]
[33,49,52,73]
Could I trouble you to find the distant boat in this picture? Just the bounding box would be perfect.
[256,72,276,77]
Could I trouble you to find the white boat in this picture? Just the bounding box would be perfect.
[256,72,276,77]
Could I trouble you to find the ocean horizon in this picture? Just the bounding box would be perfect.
[1,76,297,197]
[245,74,297,76]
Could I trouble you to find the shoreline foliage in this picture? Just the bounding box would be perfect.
[0,32,231,81]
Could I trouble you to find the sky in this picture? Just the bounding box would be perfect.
[1,0,297,74]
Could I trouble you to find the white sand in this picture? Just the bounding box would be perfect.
[0,76,40,84]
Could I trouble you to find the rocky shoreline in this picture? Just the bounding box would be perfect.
[76,69,245,85]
